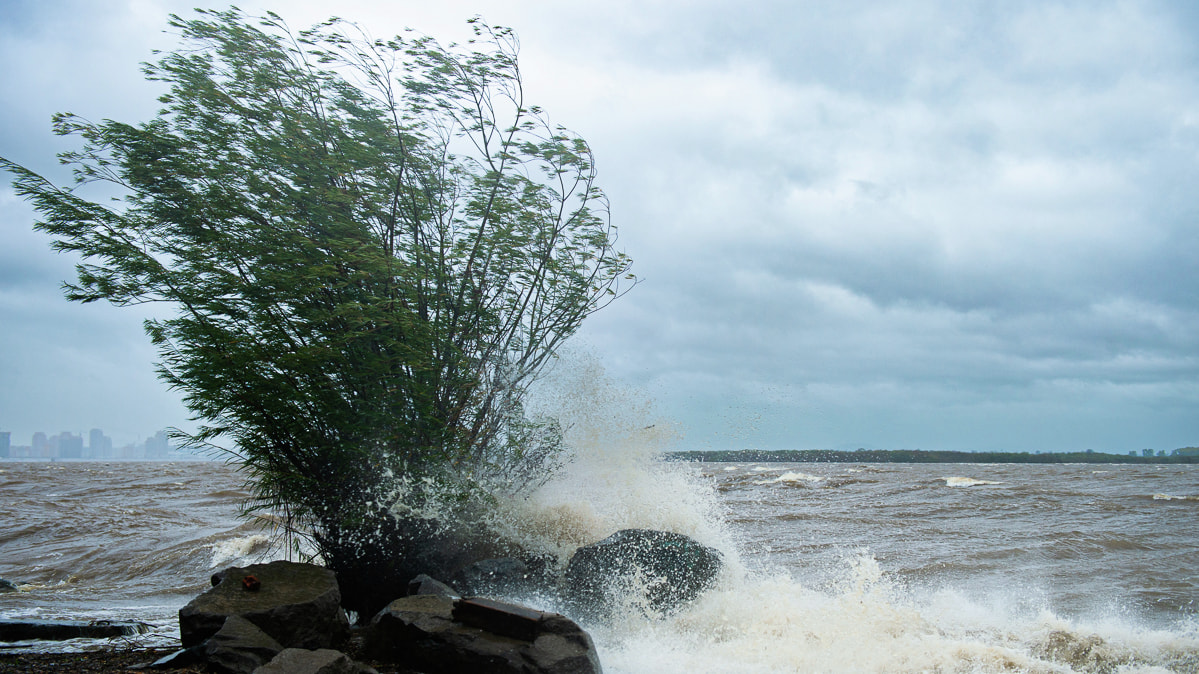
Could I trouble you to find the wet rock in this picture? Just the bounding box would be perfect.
[180,560,349,649]
[363,594,601,674]
[450,558,532,597]
[564,528,722,618]
[0,619,149,641]
[253,647,377,674]
[204,615,284,674]
[407,574,459,598]
[0,579,17,593]
[453,597,543,641]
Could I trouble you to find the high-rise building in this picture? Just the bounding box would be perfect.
[32,432,48,458]
[145,430,170,459]
[0,431,9,458]
[54,432,84,459]
[88,428,113,460]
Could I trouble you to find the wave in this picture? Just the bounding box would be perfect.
[1152,493,1199,501]
[208,534,274,568]
[584,554,1199,674]
[943,476,1004,487]
[753,471,825,486]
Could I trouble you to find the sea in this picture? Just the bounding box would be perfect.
[1,457,1197,673]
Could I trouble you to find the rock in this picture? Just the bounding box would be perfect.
[0,579,17,593]
[523,613,604,674]
[364,594,601,674]
[0,619,150,642]
[453,597,543,641]
[179,560,349,650]
[253,648,377,674]
[450,558,532,597]
[564,529,722,618]
[204,615,284,674]
[408,574,459,598]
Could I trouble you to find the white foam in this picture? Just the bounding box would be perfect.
[208,534,271,568]
[754,471,824,485]
[587,555,1199,674]
[1152,493,1198,501]
[943,476,1003,487]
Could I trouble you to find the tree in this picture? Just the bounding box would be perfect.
[1,9,633,616]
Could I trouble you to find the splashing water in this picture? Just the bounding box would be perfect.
[476,352,1199,673]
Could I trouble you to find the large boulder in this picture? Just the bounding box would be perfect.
[363,594,601,674]
[564,529,722,618]
[204,615,284,674]
[179,560,349,650]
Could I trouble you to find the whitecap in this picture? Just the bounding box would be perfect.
[1152,493,1198,501]
[208,534,271,568]
[755,471,824,485]
[943,476,1003,487]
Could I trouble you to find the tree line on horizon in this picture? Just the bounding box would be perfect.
[666,448,1199,464]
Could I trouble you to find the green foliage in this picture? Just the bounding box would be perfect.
[2,9,632,559]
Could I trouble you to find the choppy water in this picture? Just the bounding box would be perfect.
[0,461,277,650]
[1,459,1197,672]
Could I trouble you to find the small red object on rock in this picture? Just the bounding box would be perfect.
[241,575,261,592]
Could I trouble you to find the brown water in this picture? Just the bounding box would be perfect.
[711,462,1199,624]
[0,459,1196,672]
[0,461,268,649]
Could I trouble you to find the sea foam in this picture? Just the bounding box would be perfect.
[944,476,1004,487]
[754,470,824,485]
[208,534,272,568]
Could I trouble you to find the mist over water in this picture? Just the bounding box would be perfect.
[1,359,1197,670]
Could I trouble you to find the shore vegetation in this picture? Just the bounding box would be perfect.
[1,8,633,616]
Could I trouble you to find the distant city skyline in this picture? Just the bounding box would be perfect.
[0,427,177,460]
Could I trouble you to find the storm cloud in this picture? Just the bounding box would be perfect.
[2,0,1196,451]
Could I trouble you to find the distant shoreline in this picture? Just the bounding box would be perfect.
[665,449,1199,464]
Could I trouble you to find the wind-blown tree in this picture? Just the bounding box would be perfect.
[1,9,632,616]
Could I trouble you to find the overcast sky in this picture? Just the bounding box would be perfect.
[2,0,1197,452]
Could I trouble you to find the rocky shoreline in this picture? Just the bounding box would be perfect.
[0,645,424,674]
[0,529,723,674]
[0,648,383,674]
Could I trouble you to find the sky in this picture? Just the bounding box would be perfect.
[1,0,1197,453]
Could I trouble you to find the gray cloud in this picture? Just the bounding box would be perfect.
[2,0,1196,452]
